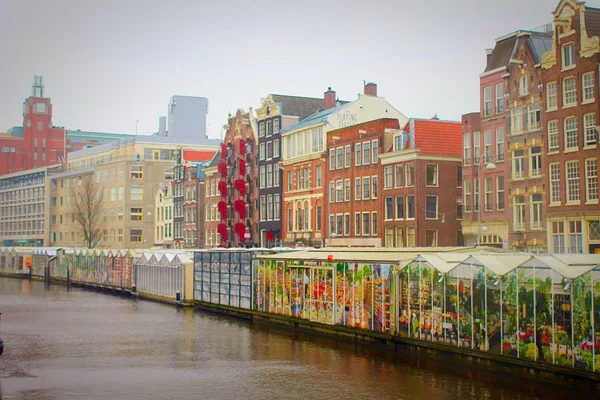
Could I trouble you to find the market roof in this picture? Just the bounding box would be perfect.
[461,254,533,276]
[414,253,473,274]
[532,254,600,280]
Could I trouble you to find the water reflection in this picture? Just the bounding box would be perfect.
[0,278,581,400]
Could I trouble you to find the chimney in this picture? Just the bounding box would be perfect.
[364,81,377,96]
[431,113,439,120]
[324,87,336,110]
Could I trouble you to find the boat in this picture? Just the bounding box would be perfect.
[0,312,3,356]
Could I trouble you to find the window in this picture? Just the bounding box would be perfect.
[396,227,404,247]
[511,107,525,134]
[362,212,370,235]
[395,165,404,187]
[345,213,350,236]
[362,177,370,199]
[287,171,293,191]
[273,139,280,158]
[315,205,321,231]
[329,149,335,170]
[512,149,524,180]
[130,229,142,242]
[406,164,414,186]
[484,177,493,211]
[274,163,280,187]
[552,222,565,253]
[474,178,480,212]
[372,140,378,163]
[344,179,350,201]
[259,122,265,137]
[529,146,542,178]
[130,187,143,201]
[457,166,462,187]
[355,143,362,166]
[586,158,598,202]
[528,103,541,130]
[565,117,578,149]
[569,221,583,253]
[385,197,394,220]
[590,220,600,241]
[548,120,559,151]
[131,165,143,179]
[406,195,415,219]
[584,113,597,146]
[457,202,463,220]
[513,195,525,231]
[547,82,557,110]
[425,230,438,247]
[562,43,575,69]
[267,120,273,136]
[287,207,292,232]
[355,213,361,236]
[267,164,273,187]
[484,86,492,116]
[425,196,438,219]
[355,178,361,200]
[583,72,595,102]
[266,141,273,159]
[518,74,528,96]
[371,212,378,236]
[496,82,504,113]
[531,193,543,229]
[464,180,472,212]
[407,227,416,247]
[474,131,480,162]
[130,208,143,221]
[496,127,505,161]
[329,181,335,203]
[313,165,321,187]
[550,163,561,204]
[297,169,303,190]
[336,147,344,169]
[260,166,266,189]
[566,160,580,202]
[385,228,394,247]
[336,180,343,202]
[372,176,378,199]
[395,196,404,219]
[259,196,266,221]
[363,142,371,165]
[563,77,577,106]
[384,167,393,189]
[463,132,471,165]
[297,206,304,231]
[345,145,351,167]
[426,164,438,186]
[267,195,273,221]
[483,130,492,162]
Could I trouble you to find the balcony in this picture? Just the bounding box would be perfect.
[530,169,542,178]
[512,171,524,180]
[531,221,543,230]
[513,222,525,231]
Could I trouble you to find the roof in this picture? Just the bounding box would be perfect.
[531,254,600,280]
[183,149,216,162]
[485,36,517,72]
[585,6,600,38]
[207,149,221,168]
[409,119,462,157]
[66,130,134,144]
[270,95,325,122]
[282,102,351,133]
[528,34,553,63]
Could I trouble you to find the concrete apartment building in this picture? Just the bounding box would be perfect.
[165,95,221,146]
[255,94,325,247]
[47,137,217,249]
[541,0,600,254]
[280,83,408,247]
[326,118,400,247]
[379,118,463,247]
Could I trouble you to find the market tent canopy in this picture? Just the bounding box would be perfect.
[459,254,533,276]
[413,253,474,274]
[531,254,600,280]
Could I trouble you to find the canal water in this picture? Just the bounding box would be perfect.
[0,278,579,399]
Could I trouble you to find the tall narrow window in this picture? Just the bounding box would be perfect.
[329,149,336,170]
[531,193,543,230]
[529,146,542,178]
[562,43,575,69]
[550,163,561,204]
[566,160,580,202]
[528,103,541,130]
[464,180,472,212]
[362,177,370,199]
[406,164,414,187]
[406,195,415,219]
[355,143,362,166]
[395,165,404,187]
[384,167,393,189]
[355,178,361,201]
[426,164,438,186]
[485,177,493,211]
[385,197,394,220]
[395,196,404,219]
[396,227,404,247]
[484,86,492,116]
[463,132,471,165]
[371,212,378,236]
[519,74,528,96]
[345,145,351,167]
[315,165,322,187]
[363,142,371,165]
[583,72,595,102]
[425,230,438,247]
[425,196,438,219]
[548,120,559,151]
[563,77,577,106]
[565,117,578,149]
[371,176,378,199]
[513,195,525,231]
[355,212,361,236]
[362,212,370,235]
[569,221,583,253]
[547,82,557,110]
[512,150,524,180]
[315,205,321,231]
[344,179,350,201]
[474,178,480,212]
[584,113,597,146]
[496,127,504,161]
[495,82,504,113]
[552,221,565,253]
[336,147,344,169]
[484,130,492,161]
[511,107,525,134]
[474,131,480,163]
[586,158,598,203]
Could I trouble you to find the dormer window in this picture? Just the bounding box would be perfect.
[518,74,528,96]
[562,43,575,69]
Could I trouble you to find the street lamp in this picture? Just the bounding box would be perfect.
[477,157,496,246]
[327,177,344,247]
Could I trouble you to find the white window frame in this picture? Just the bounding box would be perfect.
[585,158,598,204]
[550,163,561,205]
[562,43,575,70]
[546,81,558,111]
[584,113,597,147]
[563,76,577,107]
[548,120,559,151]
[529,146,542,178]
[495,82,504,113]
[484,86,492,116]
[565,116,578,150]
[530,193,543,230]
[566,160,580,203]
[583,71,595,103]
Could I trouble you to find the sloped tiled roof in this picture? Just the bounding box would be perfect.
[282,102,352,133]
[271,94,350,122]
[183,149,217,163]
[485,36,517,72]
[412,119,462,157]
[207,149,221,168]
[585,7,600,38]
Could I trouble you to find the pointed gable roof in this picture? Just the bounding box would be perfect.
[270,95,325,121]
[406,118,462,157]
[485,36,518,72]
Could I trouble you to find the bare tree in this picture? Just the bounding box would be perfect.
[71,176,104,248]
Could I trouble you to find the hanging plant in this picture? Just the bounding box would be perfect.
[239,159,246,175]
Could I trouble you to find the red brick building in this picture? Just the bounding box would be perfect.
[379,118,463,247]
[203,151,221,248]
[326,118,399,247]
[0,76,66,176]
[541,0,600,253]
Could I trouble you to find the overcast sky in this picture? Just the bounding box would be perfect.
[0,0,593,139]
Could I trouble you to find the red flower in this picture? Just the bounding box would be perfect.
[239,159,246,175]
[218,201,227,219]
[235,199,246,219]
[218,180,227,197]
[239,139,246,154]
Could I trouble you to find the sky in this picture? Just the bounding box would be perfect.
[0,0,593,140]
